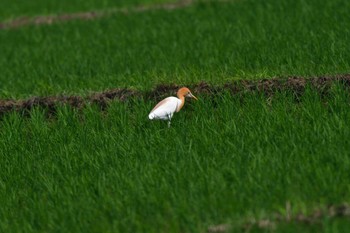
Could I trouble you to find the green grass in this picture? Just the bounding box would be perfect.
[0,0,175,21]
[1,86,350,232]
[1,0,350,232]
[0,0,350,98]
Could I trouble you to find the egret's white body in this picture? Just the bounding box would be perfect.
[148,87,198,127]
[148,97,182,120]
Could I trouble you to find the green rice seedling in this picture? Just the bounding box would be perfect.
[1,88,350,232]
[1,0,350,98]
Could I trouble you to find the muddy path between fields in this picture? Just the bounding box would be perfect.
[207,202,350,232]
[0,75,350,116]
[0,0,193,29]
[0,0,205,29]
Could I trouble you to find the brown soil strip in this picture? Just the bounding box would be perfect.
[0,0,194,30]
[0,75,350,117]
[207,203,350,232]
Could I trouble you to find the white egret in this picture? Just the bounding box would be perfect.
[148,87,198,127]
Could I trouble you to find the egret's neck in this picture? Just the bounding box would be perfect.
[176,95,185,112]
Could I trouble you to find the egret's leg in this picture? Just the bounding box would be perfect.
[166,112,172,128]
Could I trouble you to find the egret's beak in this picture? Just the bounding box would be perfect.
[189,93,198,100]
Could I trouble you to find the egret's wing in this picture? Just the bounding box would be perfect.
[150,97,172,113]
[149,97,179,120]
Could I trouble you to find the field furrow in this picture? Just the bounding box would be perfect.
[0,75,350,117]
[0,0,194,29]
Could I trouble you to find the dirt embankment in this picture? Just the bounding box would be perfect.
[0,75,350,117]
[0,0,193,29]
[207,202,350,232]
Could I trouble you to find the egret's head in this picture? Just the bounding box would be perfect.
[177,87,198,100]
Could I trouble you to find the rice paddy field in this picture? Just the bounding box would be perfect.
[0,0,350,232]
